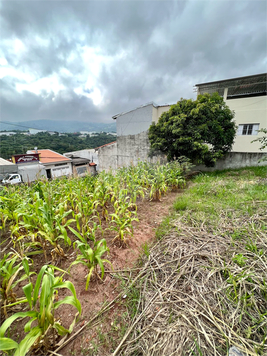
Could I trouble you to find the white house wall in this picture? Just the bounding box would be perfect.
[226,96,267,152]
[64,149,99,168]
[45,162,72,178]
[152,105,171,124]
[116,104,153,136]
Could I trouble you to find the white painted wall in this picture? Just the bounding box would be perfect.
[226,96,267,152]
[44,162,72,178]
[116,104,153,136]
[63,149,99,168]
[152,105,171,124]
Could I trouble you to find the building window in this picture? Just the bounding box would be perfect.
[237,124,259,135]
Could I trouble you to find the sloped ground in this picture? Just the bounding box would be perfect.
[53,191,181,356]
[111,168,267,356]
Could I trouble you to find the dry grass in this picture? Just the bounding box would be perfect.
[112,172,267,356]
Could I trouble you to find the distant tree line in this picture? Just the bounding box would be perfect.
[0,132,116,160]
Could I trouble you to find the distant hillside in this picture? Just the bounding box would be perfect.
[0,120,116,133]
[0,132,116,160]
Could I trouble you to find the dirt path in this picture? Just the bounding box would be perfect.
[58,190,181,355]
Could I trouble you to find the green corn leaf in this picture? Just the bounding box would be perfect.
[0,311,37,337]
[86,267,94,290]
[14,327,42,356]
[24,316,38,333]
[96,256,105,278]
[68,226,84,241]
[0,337,19,351]
[68,312,79,333]
[3,298,28,308]
[54,296,81,315]
[23,282,33,309]
[69,259,87,269]
[22,258,30,276]
[39,274,51,311]
[33,265,47,306]
[54,322,70,336]
[54,280,80,302]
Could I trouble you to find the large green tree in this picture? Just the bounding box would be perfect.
[149,93,236,167]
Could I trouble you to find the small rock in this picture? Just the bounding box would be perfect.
[227,346,245,356]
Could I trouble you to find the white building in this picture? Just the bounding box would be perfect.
[195,73,267,153]
[112,102,171,136]
[98,102,171,171]
[0,132,16,136]
[27,149,72,179]
[98,73,267,171]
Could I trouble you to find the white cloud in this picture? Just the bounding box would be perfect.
[16,75,65,96]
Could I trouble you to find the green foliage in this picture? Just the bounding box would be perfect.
[232,253,247,267]
[0,131,116,160]
[69,227,112,290]
[0,265,81,356]
[251,128,267,162]
[0,254,33,315]
[149,93,236,167]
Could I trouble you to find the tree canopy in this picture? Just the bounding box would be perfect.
[0,132,116,160]
[148,93,236,167]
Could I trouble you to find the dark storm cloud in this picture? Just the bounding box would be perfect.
[0,0,266,124]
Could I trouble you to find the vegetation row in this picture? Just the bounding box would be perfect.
[0,160,188,355]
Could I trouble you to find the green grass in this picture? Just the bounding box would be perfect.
[173,166,267,230]
[117,165,267,355]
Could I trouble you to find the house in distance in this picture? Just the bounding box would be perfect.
[195,73,267,153]
[98,73,267,171]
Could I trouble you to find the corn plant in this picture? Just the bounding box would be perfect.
[21,191,75,260]
[148,166,168,201]
[0,264,81,356]
[0,254,34,317]
[93,175,114,220]
[165,161,186,190]
[110,202,139,244]
[69,227,112,290]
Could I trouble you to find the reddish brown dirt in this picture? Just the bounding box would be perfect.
[59,190,181,356]
[1,190,182,356]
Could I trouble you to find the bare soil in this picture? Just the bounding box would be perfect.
[0,190,182,356]
[58,190,181,356]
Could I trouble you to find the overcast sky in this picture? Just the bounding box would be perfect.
[0,0,266,126]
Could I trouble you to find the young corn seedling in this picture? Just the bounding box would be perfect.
[110,207,139,245]
[0,254,34,317]
[69,227,112,290]
[149,166,168,201]
[0,265,81,356]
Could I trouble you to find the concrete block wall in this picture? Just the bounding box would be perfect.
[194,152,267,171]
[98,131,166,171]
[98,142,118,172]
[117,131,166,168]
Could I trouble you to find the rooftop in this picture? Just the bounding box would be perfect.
[27,149,71,164]
[0,157,15,166]
[112,102,173,120]
[94,141,117,150]
[195,73,267,98]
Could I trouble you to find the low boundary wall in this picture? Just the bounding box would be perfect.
[194,152,267,171]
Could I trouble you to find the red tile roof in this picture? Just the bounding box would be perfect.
[28,149,71,164]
